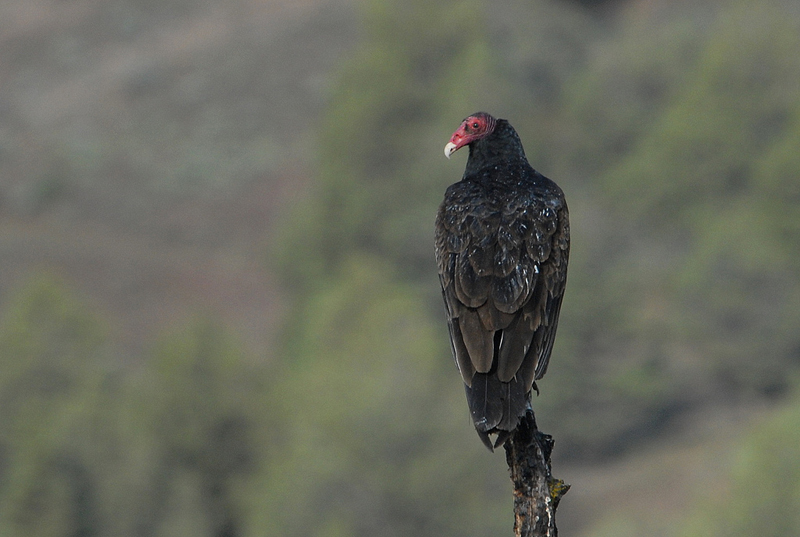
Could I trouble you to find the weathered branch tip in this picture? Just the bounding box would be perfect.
[503,410,569,537]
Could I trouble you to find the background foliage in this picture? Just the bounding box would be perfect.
[1,0,799,535]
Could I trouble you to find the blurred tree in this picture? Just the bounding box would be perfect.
[254,255,509,537]
[267,2,521,532]
[132,317,263,537]
[0,273,108,537]
[272,0,498,293]
[271,0,800,483]
[532,0,800,456]
[681,389,800,537]
[601,1,800,396]
[0,274,275,537]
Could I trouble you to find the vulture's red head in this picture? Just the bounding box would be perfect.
[444,112,497,159]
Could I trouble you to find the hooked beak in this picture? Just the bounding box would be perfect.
[444,128,469,159]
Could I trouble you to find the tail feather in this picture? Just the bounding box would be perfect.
[465,372,530,451]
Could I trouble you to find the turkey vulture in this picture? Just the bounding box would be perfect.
[435,112,570,451]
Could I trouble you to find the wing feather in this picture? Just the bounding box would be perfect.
[497,306,536,382]
[458,309,493,373]
[448,317,476,386]
[454,252,491,308]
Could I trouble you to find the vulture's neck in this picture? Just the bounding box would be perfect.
[465,120,528,176]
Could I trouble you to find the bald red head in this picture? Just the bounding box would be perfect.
[444,112,498,158]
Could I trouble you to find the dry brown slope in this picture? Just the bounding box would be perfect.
[0,0,357,354]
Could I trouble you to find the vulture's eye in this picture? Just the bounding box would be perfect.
[472,122,480,129]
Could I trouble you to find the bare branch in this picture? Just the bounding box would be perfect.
[504,410,569,537]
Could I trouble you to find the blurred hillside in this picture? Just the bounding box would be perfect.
[1,0,800,536]
[0,0,357,354]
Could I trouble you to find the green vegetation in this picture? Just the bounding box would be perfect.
[277,0,800,460]
[681,391,800,537]
[257,256,509,536]
[0,274,108,537]
[0,277,273,536]
[273,0,497,292]
[1,0,799,535]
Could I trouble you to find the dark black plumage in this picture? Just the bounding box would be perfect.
[436,112,569,451]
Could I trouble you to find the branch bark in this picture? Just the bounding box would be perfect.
[503,410,569,537]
